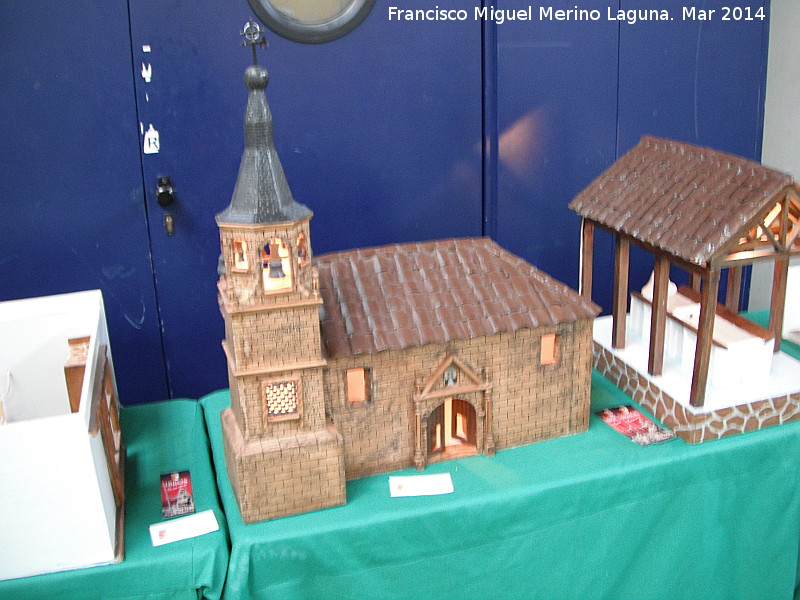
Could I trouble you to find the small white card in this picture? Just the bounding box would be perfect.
[389,473,454,497]
[149,509,219,547]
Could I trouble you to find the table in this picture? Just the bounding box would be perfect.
[200,364,800,600]
[1,399,230,600]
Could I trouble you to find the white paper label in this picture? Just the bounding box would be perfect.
[143,124,160,154]
[389,473,454,497]
[149,509,219,547]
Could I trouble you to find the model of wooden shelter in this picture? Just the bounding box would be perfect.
[570,136,800,441]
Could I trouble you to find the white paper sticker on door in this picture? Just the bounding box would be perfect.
[143,124,160,154]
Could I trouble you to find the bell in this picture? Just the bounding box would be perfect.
[267,260,285,279]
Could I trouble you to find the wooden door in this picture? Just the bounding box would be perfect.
[427,404,445,456]
[450,399,477,446]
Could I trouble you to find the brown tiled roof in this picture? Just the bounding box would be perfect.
[316,237,600,359]
[568,136,796,265]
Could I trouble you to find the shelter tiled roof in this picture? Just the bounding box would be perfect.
[568,136,796,265]
[317,237,600,359]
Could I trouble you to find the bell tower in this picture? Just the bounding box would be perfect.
[216,21,345,523]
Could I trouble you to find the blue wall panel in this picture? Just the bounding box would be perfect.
[0,1,168,404]
[617,0,769,158]
[129,5,248,400]
[494,1,620,291]
[263,2,485,254]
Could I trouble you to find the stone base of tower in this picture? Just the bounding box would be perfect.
[221,408,346,524]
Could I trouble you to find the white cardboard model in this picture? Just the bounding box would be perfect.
[0,290,124,582]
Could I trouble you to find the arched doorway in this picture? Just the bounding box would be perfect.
[427,398,478,461]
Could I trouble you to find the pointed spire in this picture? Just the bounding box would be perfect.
[216,21,311,225]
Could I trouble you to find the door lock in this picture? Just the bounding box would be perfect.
[156,176,175,207]
[163,213,175,236]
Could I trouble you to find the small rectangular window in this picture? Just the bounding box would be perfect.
[262,238,293,292]
[540,333,557,366]
[232,239,249,271]
[346,368,370,404]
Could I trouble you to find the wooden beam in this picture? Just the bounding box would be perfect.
[786,190,800,249]
[780,194,790,247]
[690,271,720,408]
[587,220,707,277]
[725,266,742,311]
[689,271,701,292]
[719,248,795,269]
[612,236,630,349]
[580,219,594,301]
[769,257,790,352]
[648,256,670,376]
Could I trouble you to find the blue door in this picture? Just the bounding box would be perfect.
[0,1,169,403]
[492,2,619,291]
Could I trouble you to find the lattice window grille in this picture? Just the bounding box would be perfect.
[265,381,299,418]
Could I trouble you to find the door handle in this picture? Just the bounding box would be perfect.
[156,176,176,207]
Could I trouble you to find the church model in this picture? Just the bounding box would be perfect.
[216,23,599,524]
[570,136,800,444]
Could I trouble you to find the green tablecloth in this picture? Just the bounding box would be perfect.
[1,399,230,600]
[200,371,800,600]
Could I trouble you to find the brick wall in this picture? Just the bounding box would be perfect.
[229,366,328,439]
[222,408,346,523]
[325,318,594,480]
[224,303,324,373]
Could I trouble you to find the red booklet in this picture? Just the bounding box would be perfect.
[160,470,195,518]
[596,405,675,446]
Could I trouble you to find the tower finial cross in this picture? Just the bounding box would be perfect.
[241,20,267,65]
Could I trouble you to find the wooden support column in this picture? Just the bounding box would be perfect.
[580,219,594,301]
[413,412,425,470]
[689,271,701,292]
[484,396,495,457]
[725,266,742,311]
[689,270,720,407]
[648,256,670,376]
[612,236,630,349]
[769,257,789,352]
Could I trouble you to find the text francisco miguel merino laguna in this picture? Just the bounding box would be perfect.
[388,5,765,24]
